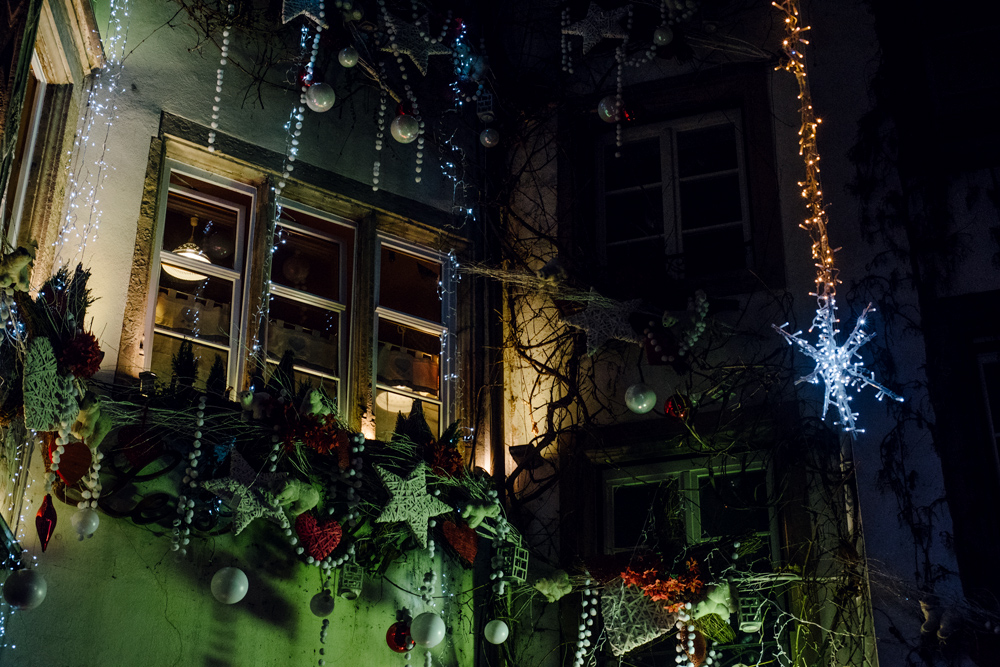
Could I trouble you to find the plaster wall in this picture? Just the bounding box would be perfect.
[3,1,478,665]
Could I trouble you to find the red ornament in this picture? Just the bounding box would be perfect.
[35,494,57,552]
[663,394,689,420]
[295,512,343,561]
[441,520,478,565]
[45,434,92,486]
[386,621,415,652]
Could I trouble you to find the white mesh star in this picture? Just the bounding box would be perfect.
[563,297,642,355]
[375,463,451,549]
[202,449,288,535]
[562,2,629,55]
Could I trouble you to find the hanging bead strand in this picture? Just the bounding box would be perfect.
[208,4,235,152]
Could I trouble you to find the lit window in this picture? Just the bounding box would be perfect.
[265,202,354,400]
[374,240,453,441]
[145,164,257,393]
[597,111,751,290]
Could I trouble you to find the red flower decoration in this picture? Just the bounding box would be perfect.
[425,441,463,477]
[283,409,351,470]
[59,331,104,378]
[622,557,705,612]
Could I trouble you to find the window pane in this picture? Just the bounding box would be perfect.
[698,470,770,540]
[265,361,338,400]
[677,124,738,178]
[374,391,440,441]
[605,189,664,243]
[155,268,233,343]
[679,173,742,230]
[612,483,658,549]
[162,192,240,271]
[150,333,228,391]
[377,319,440,398]
[379,247,443,322]
[266,295,339,376]
[683,226,746,277]
[605,138,661,191]
[272,225,342,302]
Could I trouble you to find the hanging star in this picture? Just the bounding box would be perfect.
[562,2,629,55]
[774,299,902,435]
[202,449,287,535]
[563,296,643,355]
[380,13,452,76]
[281,0,329,28]
[375,463,451,549]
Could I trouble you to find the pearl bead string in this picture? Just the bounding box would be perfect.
[373,65,387,192]
[377,1,430,184]
[560,8,574,73]
[485,490,509,594]
[208,4,235,153]
[172,394,206,556]
[573,577,598,667]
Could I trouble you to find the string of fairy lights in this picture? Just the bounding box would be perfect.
[771,0,901,434]
[56,0,131,267]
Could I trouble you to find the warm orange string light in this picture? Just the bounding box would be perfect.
[774,0,838,301]
[772,0,901,434]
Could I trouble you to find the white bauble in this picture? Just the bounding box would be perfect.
[654,26,674,46]
[625,383,657,414]
[480,128,500,148]
[71,507,100,540]
[410,611,446,648]
[310,589,336,617]
[211,567,249,604]
[390,114,420,144]
[338,46,359,68]
[484,619,509,644]
[2,569,47,610]
[305,83,336,113]
[597,95,620,123]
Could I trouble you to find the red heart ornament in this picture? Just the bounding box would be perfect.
[442,520,478,565]
[45,436,92,487]
[295,512,342,561]
[36,494,58,552]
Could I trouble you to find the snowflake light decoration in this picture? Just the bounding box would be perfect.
[773,0,902,434]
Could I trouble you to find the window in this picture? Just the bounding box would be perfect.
[145,163,257,394]
[1,56,46,246]
[266,202,354,400]
[596,111,751,291]
[602,458,777,564]
[373,239,454,441]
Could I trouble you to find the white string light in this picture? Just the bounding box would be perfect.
[56,0,131,266]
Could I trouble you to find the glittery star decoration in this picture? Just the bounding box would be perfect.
[563,296,643,355]
[281,0,329,28]
[375,462,451,549]
[202,449,287,535]
[380,13,452,76]
[774,300,901,435]
[562,2,629,55]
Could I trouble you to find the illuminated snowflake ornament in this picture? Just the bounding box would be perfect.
[775,298,901,434]
[773,0,902,434]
